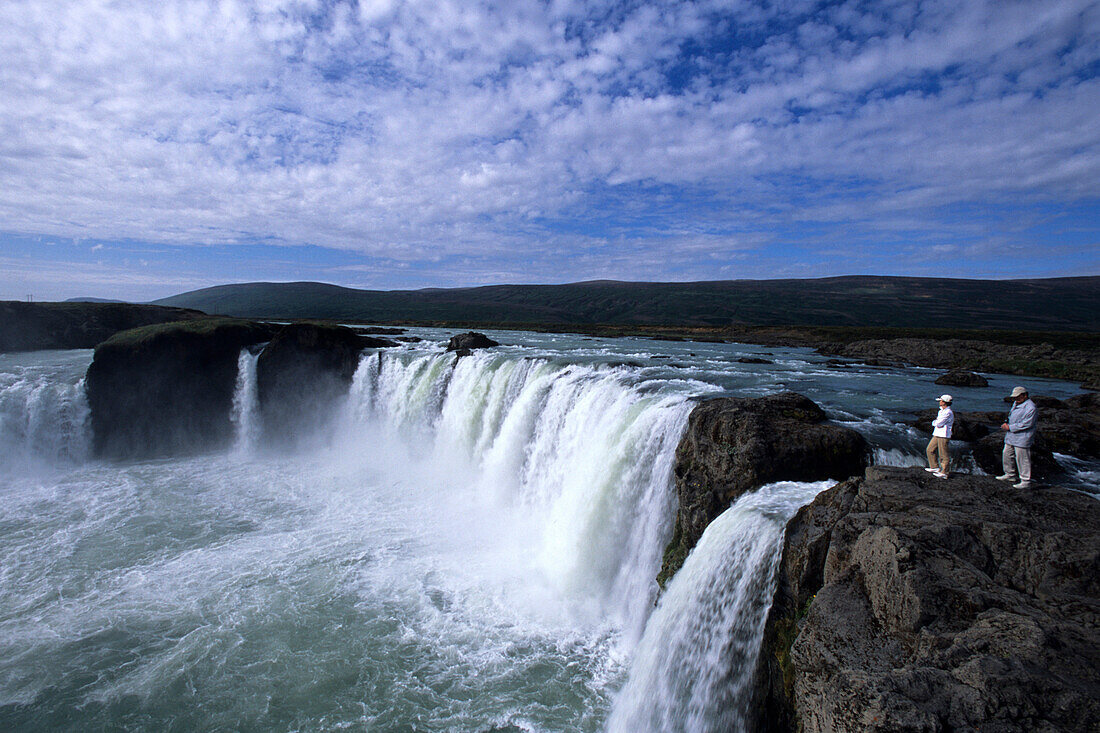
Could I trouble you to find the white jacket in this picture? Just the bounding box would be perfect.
[932,406,954,438]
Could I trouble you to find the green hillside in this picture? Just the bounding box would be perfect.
[152,276,1100,332]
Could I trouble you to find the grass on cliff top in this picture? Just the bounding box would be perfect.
[97,317,265,349]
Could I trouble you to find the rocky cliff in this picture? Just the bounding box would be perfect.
[86,319,277,459]
[85,319,394,459]
[658,392,868,586]
[757,466,1100,732]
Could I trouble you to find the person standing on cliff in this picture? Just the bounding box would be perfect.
[925,394,954,478]
[997,386,1037,489]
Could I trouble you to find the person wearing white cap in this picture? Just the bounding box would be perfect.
[925,395,954,478]
[997,386,1037,488]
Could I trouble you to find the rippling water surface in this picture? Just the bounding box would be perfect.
[0,331,1094,731]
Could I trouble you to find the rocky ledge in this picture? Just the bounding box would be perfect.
[658,392,868,586]
[757,466,1100,732]
[86,319,396,459]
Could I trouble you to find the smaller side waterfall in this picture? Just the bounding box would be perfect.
[607,480,832,733]
[230,349,261,454]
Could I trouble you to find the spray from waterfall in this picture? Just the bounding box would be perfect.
[0,364,91,471]
[338,348,703,640]
[607,480,832,733]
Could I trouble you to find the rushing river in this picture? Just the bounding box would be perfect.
[1,330,1095,731]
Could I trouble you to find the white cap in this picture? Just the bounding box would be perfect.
[1011,386,1027,397]
[938,395,952,403]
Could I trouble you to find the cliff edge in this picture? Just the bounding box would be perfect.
[757,466,1100,732]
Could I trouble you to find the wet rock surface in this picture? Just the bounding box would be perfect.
[658,392,868,586]
[256,323,385,444]
[86,319,277,459]
[934,369,989,387]
[446,331,500,352]
[758,466,1100,733]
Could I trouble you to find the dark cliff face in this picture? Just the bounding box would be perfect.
[0,301,206,352]
[85,320,277,459]
[758,466,1100,733]
[658,392,868,587]
[255,323,384,446]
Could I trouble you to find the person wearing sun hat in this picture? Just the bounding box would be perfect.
[997,386,1037,488]
[924,394,954,478]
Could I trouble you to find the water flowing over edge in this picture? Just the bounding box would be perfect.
[607,480,833,733]
[337,348,699,643]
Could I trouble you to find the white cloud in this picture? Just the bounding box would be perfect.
[0,0,1097,282]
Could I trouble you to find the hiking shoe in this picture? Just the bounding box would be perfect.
[933,471,948,479]
[924,468,938,473]
[1013,481,1031,489]
[995,474,1015,482]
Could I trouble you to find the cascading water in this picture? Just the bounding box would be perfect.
[338,348,703,641]
[230,348,261,454]
[3,336,1095,731]
[607,480,833,733]
[0,351,91,472]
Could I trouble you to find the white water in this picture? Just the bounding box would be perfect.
[0,351,91,473]
[607,480,832,733]
[2,335,1096,731]
[339,348,701,642]
[230,349,261,454]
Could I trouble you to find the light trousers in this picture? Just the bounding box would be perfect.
[1002,443,1032,482]
[926,436,949,473]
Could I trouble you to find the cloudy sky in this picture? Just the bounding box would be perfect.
[2,0,1098,301]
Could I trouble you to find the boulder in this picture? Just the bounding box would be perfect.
[935,369,989,387]
[85,319,277,459]
[256,323,381,445]
[738,357,775,364]
[657,392,868,586]
[446,332,500,352]
[758,466,1100,733]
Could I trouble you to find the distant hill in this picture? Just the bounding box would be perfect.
[0,302,205,352]
[64,297,129,303]
[152,276,1100,332]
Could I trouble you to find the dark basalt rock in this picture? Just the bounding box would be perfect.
[738,357,774,364]
[256,323,379,445]
[657,392,868,586]
[85,319,277,459]
[446,332,500,352]
[935,369,989,387]
[758,466,1100,733]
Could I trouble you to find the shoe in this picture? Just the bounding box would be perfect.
[1013,481,1031,489]
[933,471,948,479]
[924,468,938,473]
[995,474,1015,482]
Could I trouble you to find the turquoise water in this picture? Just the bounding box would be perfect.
[0,331,1094,731]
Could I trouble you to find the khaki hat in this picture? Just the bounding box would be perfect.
[937,395,952,403]
[1010,386,1028,397]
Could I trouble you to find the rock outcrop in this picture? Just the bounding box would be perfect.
[658,392,868,586]
[934,369,988,387]
[446,331,500,354]
[85,319,277,459]
[0,301,204,352]
[758,466,1100,733]
[256,323,390,445]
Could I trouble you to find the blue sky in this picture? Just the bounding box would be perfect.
[1,0,1098,301]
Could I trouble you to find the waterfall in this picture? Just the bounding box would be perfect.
[230,349,261,454]
[339,348,700,641]
[607,480,832,733]
[0,364,91,471]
